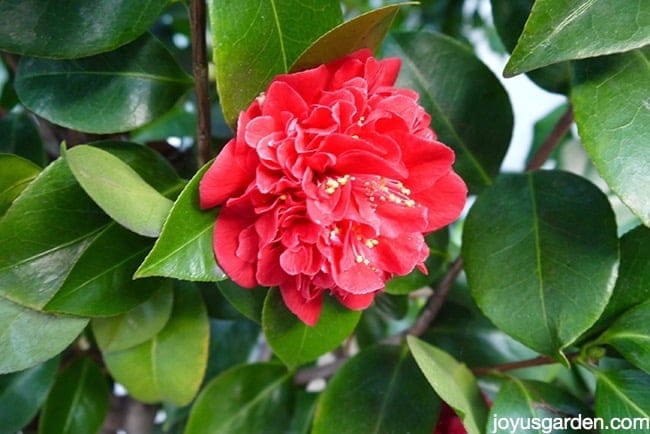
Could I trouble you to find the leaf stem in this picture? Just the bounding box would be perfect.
[526,105,574,171]
[190,0,212,167]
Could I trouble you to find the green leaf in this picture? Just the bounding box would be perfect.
[505,0,650,76]
[209,0,343,127]
[217,280,268,323]
[262,289,361,368]
[594,369,650,433]
[185,363,292,434]
[596,301,650,375]
[598,225,650,328]
[384,32,513,193]
[135,162,225,281]
[462,171,619,359]
[0,297,87,374]
[91,141,185,198]
[64,144,173,237]
[0,143,179,310]
[488,378,589,434]
[38,358,109,434]
[288,391,318,434]
[571,48,650,226]
[0,158,110,308]
[407,336,488,434]
[92,285,173,353]
[102,286,209,406]
[0,153,40,217]
[0,112,45,166]
[204,319,261,381]
[291,3,415,72]
[43,224,162,316]
[0,0,169,58]
[424,301,538,369]
[490,0,571,93]
[15,33,193,134]
[0,356,59,434]
[312,344,440,434]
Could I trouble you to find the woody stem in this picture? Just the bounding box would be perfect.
[190,0,212,167]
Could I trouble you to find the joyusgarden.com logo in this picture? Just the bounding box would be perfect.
[490,413,650,433]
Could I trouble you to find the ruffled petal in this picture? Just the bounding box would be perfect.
[412,171,468,232]
[199,139,255,208]
[279,279,324,326]
[213,205,257,288]
[335,290,377,310]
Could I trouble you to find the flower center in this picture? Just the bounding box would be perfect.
[361,176,416,209]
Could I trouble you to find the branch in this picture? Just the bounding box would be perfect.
[190,0,212,167]
[526,105,574,171]
[472,353,580,376]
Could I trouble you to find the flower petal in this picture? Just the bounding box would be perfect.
[279,279,324,326]
[413,171,468,232]
[213,205,257,288]
[199,139,256,208]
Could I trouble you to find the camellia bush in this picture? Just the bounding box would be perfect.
[0,0,649,433]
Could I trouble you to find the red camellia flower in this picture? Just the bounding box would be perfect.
[200,49,467,325]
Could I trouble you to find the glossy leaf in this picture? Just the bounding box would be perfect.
[407,336,488,434]
[291,3,415,71]
[571,48,650,226]
[38,358,109,434]
[0,154,40,217]
[185,363,292,434]
[598,225,650,328]
[0,296,87,374]
[490,0,570,93]
[64,145,173,237]
[0,0,169,58]
[209,0,343,127]
[91,141,185,198]
[135,162,225,281]
[102,286,209,406]
[505,0,650,76]
[217,279,268,323]
[488,378,589,433]
[424,301,538,369]
[312,345,440,434]
[596,301,650,375]
[462,171,619,358]
[43,224,161,316]
[0,356,59,434]
[92,284,174,353]
[0,142,181,310]
[15,33,193,134]
[594,369,650,433]
[262,289,361,368]
[204,319,261,381]
[0,112,45,166]
[0,158,110,308]
[384,32,513,193]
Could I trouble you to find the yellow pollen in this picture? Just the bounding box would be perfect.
[365,238,379,249]
[326,179,339,189]
[351,134,359,139]
[355,255,364,263]
[363,259,370,266]
[401,187,411,195]
[337,174,350,186]
[325,187,336,194]
[279,194,287,200]
[405,199,416,207]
